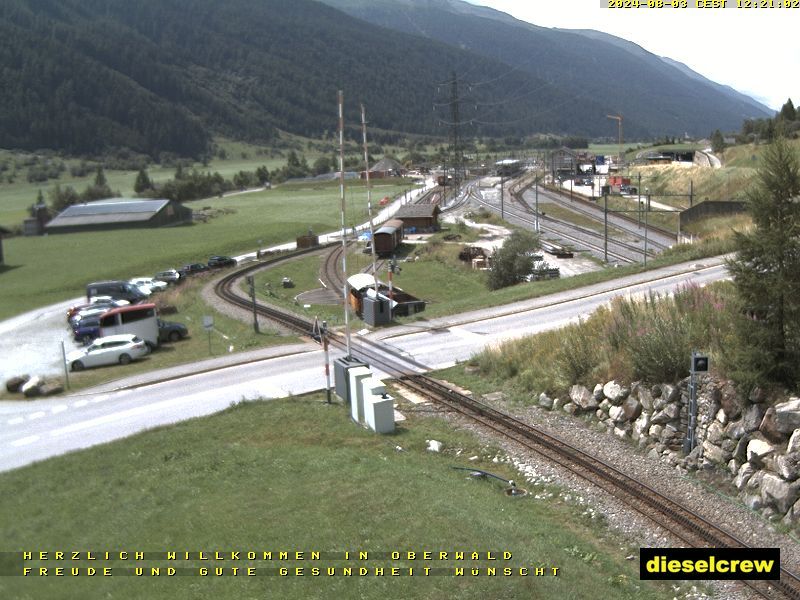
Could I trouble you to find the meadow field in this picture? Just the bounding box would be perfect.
[0,394,683,600]
[0,180,414,320]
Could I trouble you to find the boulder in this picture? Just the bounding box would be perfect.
[719,389,745,420]
[747,437,776,464]
[563,402,578,415]
[39,382,64,396]
[569,385,597,411]
[552,397,565,412]
[776,453,800,482]
[715,409,727,425]
[613,424,631,439]
[603,380,625,404]
[749,386,768,404]
[733,434,751,463]
[734,463,756,490]
[5,374,30,393]
[592,383,604,401]
[760,473,800,515]
[706,421,725,445]
[662,383,680,404]
[598,399,612,413]
[651,403,680,425]
[783,499,800,526]
[648,424,664,439]
[637,386,654,412]
[743,494,763,511]
[728,458,740,476]
[789,429,800,454]
[725,419,746,441]
[759,399,800,443]
[21,376,42,398]
[633,412,651,441]
[609,406,626,423]
[620,396,642,421]
[702,440,731,465]
[538,393,554,410]
[741,403,766,434]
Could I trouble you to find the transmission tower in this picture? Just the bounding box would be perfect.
[448,71,465,191]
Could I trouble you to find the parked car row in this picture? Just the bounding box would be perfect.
[177,255,238,277]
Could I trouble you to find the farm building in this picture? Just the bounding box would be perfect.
[393,204,440,233]
[44,198,193,234]
[363,157,405,179]
[373,219,403,255]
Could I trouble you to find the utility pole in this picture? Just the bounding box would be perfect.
[361,104,379,293]
[337,90,352,356]
[607,114,623,168]
[603,187,608,263]
[500,173,505,220]
[246,275,259,333]
[321,320,332,404]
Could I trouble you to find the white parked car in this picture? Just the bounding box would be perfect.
[66,334,150,371]
[130,277,168,294]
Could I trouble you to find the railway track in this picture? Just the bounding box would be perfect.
[522,184,673,252]
[213,257,800,599]
[468,184,638,263]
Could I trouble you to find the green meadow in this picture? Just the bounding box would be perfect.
[0,395,681,600]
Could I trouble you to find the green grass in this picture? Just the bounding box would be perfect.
[0,180,415,320]
[0,394,679,600]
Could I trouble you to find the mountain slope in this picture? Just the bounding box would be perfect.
[0,0,613,157]
[320,0,772,138]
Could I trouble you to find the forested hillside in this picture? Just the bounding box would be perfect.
[0,0,589,158]
[322,0,772,138]
[0,0,773,159]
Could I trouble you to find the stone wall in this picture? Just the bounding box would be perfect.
[537,378,800,527]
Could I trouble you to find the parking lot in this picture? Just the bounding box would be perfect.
[0,298,84,385]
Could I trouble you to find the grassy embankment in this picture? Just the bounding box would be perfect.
[0,394,684,600]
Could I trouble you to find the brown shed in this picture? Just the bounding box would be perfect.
[394,204,440,233]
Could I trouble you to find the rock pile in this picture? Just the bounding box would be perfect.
[537,378,800,528]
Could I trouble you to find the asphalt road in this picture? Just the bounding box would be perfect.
[0,256,729,473]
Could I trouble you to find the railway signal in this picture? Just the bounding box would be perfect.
[684,351,710,454]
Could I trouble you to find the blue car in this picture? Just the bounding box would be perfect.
[73,317,102,345]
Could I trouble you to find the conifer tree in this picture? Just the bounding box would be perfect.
[726,138,800,390]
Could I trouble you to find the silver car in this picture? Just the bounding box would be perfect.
[66,334,150,371]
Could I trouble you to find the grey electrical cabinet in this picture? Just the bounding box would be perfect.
[333,356,368,401]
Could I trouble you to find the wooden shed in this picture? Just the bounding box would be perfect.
[394,205,440,233]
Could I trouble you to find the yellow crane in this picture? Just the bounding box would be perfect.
[606,114,623,167]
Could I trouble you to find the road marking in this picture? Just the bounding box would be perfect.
[51,405,68,414]
[11,435,39,447]
[28,411,46,420]
[74,400,89,407]
[7,417,24,425]
[90,395,109,404]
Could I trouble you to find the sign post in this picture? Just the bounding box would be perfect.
[684,351,709,454]
[203,315,214,355]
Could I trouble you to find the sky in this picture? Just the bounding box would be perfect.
[465,0,799,111]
